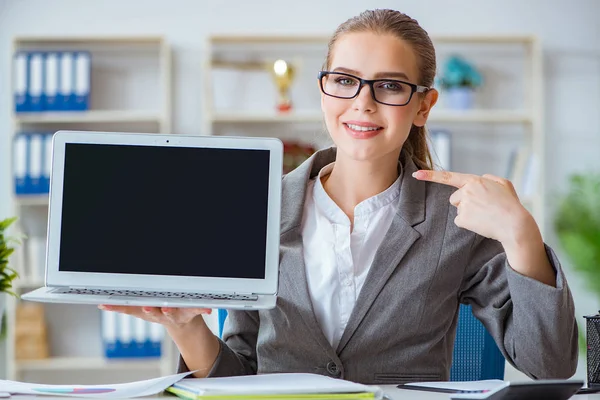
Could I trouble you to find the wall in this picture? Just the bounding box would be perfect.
[0,0,599,381]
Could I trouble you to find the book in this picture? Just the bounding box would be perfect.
[167,373,383,400]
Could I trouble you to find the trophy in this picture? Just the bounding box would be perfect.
[270,59,295,113]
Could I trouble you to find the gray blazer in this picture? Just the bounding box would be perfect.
[178,147,578,384]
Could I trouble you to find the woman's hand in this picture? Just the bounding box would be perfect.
[98,304,212,330]
[412,170,556,286]
[412,170,529,243]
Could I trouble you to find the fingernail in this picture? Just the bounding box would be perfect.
[142,307,151,313]
[412,172,418,178]
[98,305,105,310]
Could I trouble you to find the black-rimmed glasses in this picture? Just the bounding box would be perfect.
[318,71,430,106]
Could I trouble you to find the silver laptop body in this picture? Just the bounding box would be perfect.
[22,130,283,310]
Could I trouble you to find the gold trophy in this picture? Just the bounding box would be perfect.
[271,59,295,113]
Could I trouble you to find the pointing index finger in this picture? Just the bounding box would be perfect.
[412,170,471,188]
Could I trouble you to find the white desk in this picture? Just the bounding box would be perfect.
[6,385,600,400]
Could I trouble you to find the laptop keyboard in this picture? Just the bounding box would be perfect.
[54,288,258,301]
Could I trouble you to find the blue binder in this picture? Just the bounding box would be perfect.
[28,52,44,112]
[13,133,29,194]
[59,52,75,110]
[73,51,91,111]
[14,52,29,112]
[28,133,44,193]
[41,133,52,194]
[43,52,60,111]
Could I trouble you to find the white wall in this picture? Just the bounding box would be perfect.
[1,0,599,381]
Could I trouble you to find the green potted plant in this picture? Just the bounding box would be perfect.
[0,216,21,338]
[438,55,483,110]
[554,173,600,350]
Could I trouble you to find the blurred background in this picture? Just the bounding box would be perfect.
[0,0,598,387]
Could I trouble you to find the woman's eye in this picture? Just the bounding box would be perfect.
[379,81,404,91]
[335,78,358,86]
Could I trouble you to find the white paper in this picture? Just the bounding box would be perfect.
[404,379,506,391]
[0,371,193,398]
[173,373,383,398]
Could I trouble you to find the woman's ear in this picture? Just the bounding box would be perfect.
[413,89,438,127]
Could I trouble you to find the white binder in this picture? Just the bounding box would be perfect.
[13,133,28,194]
[73,52,91,110]
[14,52,29,112]
[28,52,44,111]
[29,133,44,193]
[59,52,74,110]
[44,52,60,111]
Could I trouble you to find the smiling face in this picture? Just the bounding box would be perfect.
[321,31,434,163]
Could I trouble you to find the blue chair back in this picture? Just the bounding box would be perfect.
[217,305,505,381]
[450,304,505,381]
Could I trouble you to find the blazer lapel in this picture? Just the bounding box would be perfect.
[336,155,426,354]
[279,147,338,353]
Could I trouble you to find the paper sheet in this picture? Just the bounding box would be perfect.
[404,379,506,391]
[0,371,194,398]
[172,373,383,398]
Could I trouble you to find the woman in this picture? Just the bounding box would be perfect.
[101,9,578,384]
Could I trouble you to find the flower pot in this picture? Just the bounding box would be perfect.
[445,87,475,110]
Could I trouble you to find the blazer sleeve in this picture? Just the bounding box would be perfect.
[177,310,259,377]
[458,234,578,379]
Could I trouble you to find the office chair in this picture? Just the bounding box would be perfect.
[450,303,505,381]
[217,304,505,381]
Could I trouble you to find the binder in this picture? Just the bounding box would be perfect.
[102,310,118,358]
[13,133,28,194]
[42,133,52,194]
[14,52,29,112]
[29,133,44,193]
[59,52,74,110]
[430,129,452,171]
[117,313,133,357]
[44,52,60,111]
[73,51,91,111]
[133,317,147,357]
[148,322,163,357]
[28,52,44,112]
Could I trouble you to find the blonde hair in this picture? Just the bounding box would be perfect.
[324,9,436,170]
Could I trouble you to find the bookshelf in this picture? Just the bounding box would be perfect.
[203,33,544,232]
[3,36,176,384]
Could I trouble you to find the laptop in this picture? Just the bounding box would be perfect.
[22,130,283,310]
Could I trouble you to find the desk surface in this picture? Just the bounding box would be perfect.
[6,385,600,400]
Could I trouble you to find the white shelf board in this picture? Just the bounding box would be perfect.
[428,109,532,123]
[15,36,165,46]
[14,194,49,206]
[211,110,531,124]
[212,111,323,123]
[15,357,163,371]
[14,110,163,124]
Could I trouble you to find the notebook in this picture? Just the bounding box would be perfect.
[166,373,383,399]
[22,130,283,310]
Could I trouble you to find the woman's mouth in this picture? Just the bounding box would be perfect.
[343,122,383,139]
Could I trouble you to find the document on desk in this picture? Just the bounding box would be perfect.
[400,379,505,393]
[167,373,384,399]
[0,370,194,398]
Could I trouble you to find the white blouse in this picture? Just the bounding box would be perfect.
[301,163,401,349]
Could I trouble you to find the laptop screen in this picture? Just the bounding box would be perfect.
[58,143,270,279]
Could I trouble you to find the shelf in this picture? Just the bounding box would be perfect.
[212,111,323,123]
[15,356,163,371]
[14,110,163,124]
[211,110,531,124]
[428,109,532,123]
[15,194,49,206]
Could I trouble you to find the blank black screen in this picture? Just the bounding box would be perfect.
[59,143,270,279]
